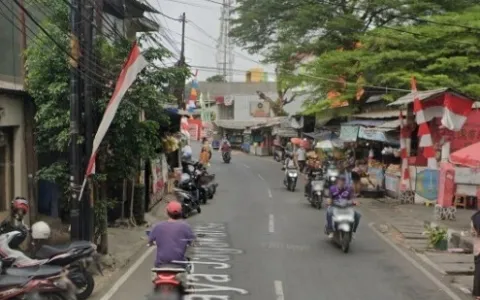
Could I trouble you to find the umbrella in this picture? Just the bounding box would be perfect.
[450,141,480,168]
[291,137,302,145]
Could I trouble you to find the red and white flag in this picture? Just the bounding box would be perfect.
[399,111,410,190]
[411,77,437,169]
[85,43,148,175]
[413,91,473,132]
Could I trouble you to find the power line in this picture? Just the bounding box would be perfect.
[162,0,217,10]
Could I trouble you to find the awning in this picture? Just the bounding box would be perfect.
[376,119,401,131]
[450,141,480,168]
[358,127,399,145]
[352,110,404,119]
[342,119,386,126]
[272,127,298,137]
[214,117,286,130]
[303,131,338,140]
[388,88,462,106]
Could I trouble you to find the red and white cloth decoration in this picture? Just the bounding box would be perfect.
[411,77,437,169]
[399,110,411,190]
[413,91,473,131]
[86,42,148,176]
[180,116,190,139]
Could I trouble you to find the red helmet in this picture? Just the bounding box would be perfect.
[12,197,29,214]
[166,201,182,215]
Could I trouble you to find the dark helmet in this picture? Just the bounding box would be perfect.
[8,226,28,249]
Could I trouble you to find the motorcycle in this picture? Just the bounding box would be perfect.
[0,230,100,300]
[0,258,76,300]
[283,168,298,192]
[307,174,324,209]
[182,161,217,202]
[173,180,201,218]
[323,163,339,197]
[273,146,284,162]
[325,199,356,253]
[222,151,231,163]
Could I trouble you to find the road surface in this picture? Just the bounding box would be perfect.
[101,145,464,300]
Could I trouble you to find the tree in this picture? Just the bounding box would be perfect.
[303,6,480,113]
[206,75,226,82]
[230,0,477,113]
[25,0,188,251]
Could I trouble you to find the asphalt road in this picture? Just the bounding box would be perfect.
[102,145,461,300]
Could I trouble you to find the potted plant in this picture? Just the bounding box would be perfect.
[424,224,448,250]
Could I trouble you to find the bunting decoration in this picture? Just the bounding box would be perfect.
[411,77,437,169]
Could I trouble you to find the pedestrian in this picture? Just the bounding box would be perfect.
[471,211,480,299]
[295,144,306,173]
[199,146,210,166]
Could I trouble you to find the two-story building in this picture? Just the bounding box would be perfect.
[0,0,158,214]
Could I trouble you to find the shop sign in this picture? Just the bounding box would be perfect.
[151,154,168,199]
[249,101,270,117]
[454,167,480,185]
[414,169,439,201]
[339,125,359,142]
[385,174,399,193]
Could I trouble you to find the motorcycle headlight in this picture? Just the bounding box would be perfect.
[330,176,336,181]
[314,184,322,190]
[289,172,298,177]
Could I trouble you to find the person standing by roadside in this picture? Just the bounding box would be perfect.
[471,211,480,300]
[295,145,307,173]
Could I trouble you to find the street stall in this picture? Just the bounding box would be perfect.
[387,87,476,210]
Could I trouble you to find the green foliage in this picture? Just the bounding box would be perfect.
[230,0,478,113]
[424,224,448,248]
[304,6,480,113]
[25,0,188,222]
[206,75,226,82]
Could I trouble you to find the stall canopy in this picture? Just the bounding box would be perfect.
[450,141,480,168]
[315,139,344,149]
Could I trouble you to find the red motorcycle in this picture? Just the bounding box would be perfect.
[151,264,189,298]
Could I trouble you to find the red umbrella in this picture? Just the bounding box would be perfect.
[450,141,480,168]
[291,137,302,145]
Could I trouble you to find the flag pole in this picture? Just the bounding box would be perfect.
[78,177,88,202]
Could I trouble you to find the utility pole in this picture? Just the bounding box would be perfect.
[18,0,37,225]
[69,0,82,240]
[174,13,186,109]
[82,0,94,242]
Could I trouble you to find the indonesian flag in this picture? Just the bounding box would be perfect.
[413,91,473,132]
[411,77,437,169]
[85,43,148,175]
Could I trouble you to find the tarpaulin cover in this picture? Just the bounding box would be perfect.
[450,141,480,168]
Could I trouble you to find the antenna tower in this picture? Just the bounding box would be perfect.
[216,0,234,82]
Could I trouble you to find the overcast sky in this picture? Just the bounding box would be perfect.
[145,0,275,82]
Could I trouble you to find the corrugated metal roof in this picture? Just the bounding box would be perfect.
[389,88,449,106]
[377,119,401,129]
[352,110,404,119]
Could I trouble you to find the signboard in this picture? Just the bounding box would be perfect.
[151,156,166,196]
[358,127,399,145]
[415,168,439,201]
[339,125,359,142]
[385,173,400,193]
[249,101,270,117]
[454,167,480,185]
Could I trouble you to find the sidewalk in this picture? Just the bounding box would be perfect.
[90,195,171,298]
[362,198,476,295]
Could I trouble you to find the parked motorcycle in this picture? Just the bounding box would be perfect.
[182,161,217,202]
[0,225,100,300]
[0,258,76,300]
[283,168,298,192]
[307,174,324,209]
[173,181,201,218]
[325,199,356,253]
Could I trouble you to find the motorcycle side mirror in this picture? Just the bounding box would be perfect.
[281,167,285,171]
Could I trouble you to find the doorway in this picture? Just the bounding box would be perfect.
[0,128,13,211]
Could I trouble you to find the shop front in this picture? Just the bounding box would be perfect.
[0,92,29,212]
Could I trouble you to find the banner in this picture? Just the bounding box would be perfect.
[339,125,359,142]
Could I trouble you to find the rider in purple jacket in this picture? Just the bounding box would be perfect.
[326,175,361,238]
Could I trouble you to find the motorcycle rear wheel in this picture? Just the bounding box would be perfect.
[340,232,351,253]
[70,271,94,300]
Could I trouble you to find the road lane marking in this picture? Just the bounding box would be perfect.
[274,280,284,300]
[99,246,155,300]
[268,188,272,198]
[258,174,265,181]
[269,214,275,233]
[368,222,463,300]
[242,163,250,168]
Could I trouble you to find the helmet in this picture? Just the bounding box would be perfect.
[8,227,28,249]
[166,201,182,216]
[11,197,28,214]
[31,221,51,240]
[179,173,190,184]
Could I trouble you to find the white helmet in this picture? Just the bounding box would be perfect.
[31,221,51,240]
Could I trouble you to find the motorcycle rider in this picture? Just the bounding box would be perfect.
[325,176,361,238]
[219,136,231,154]
[0,197,29,234]
[304,159,323,197]
[283,152,298,184]
[148,200,196,267]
